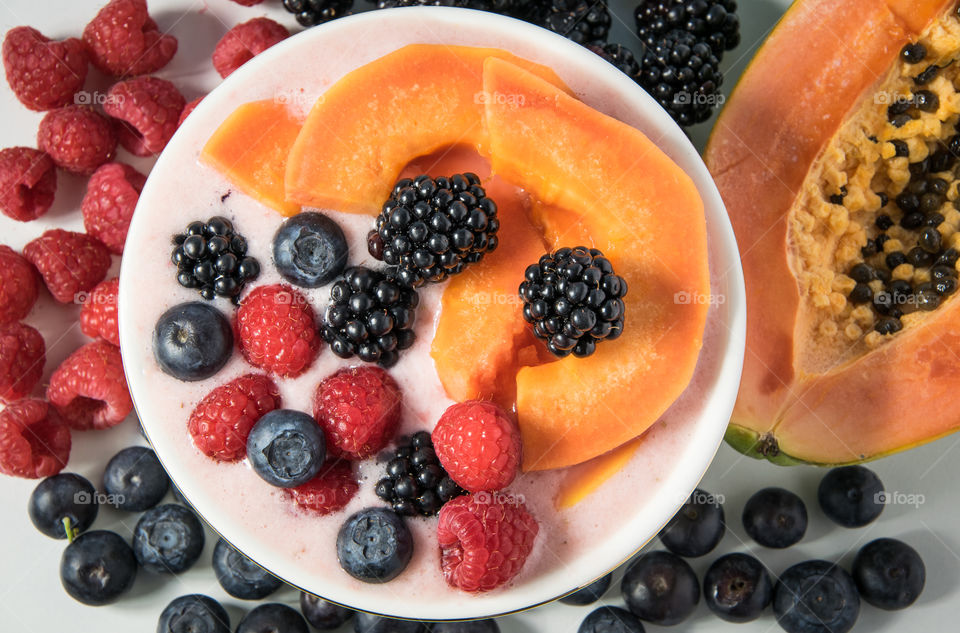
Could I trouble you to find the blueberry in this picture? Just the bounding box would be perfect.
[337,507,413,583]
[300,591,355,629]
[774,560,859,633]
[28,473,98,539]
[742,487,807,548]
[60,530,137,605]
[430,620,500,632]
[817,465,884,527]
[102,446,170,512]
[576,606,645,633]
[621,550,700,625]
[703,553,772,622]
[659,487,725,557]
[132,503,205,574]
[153,302,233,381]
[236,603,309,633]
[247,409,326,488]
[852,538,925,610]
[212,537,282,600]
[353,612,424,632]
[157,594,230,633]
[274,212,349,288]
[560,573,613,605]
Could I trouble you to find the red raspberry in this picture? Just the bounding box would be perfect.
[437,494,539,593]
[2,26,89,111]
[188,373,281,462]
[82,0,178,77]
[104,76,185,157]
[46,340,131,431]
[313,366,402,460]
[23,230,112,304]
[212,18,289,79]
[178,96,203,127]
[37,105,117,175]
[81,162,147,254]
[0,147,57,222]
[237,284,321,378]
[0,323,45,404]
[229,0,265,5]
[284,459,358,515]
[432,400,521,493]
[80,278,120,346]
[0,398,71,479]
[0,245,39,324]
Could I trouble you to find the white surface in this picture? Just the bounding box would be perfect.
[0,1,957,632]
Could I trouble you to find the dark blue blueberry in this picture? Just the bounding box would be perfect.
[742,487,807,548]
[274,212,349,288]
[236,603,309,633]
[621,551,700,626]
[246,409,326,488]
[300,591,355,629]
[60,530,137,605]
[153,302,233,381]
[157,594,230,633]
[817,465,885,528]
[560,573,613,605]
[132,504,205,574]
[659,487,725,557]
[212,537,282,600]
[852,538,925,610]
[103,446,169,512]
[577,606,645,633]
[28,473,98,539]
[774,560,859,633]
[337,507,413,583]
[353,612,424,633]
[429,620,500,632]
[703,553,772,622]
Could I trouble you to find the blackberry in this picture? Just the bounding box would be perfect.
[539,0,612,45]
[369,174,499,288]
[171,216,260,303]
[321,267,418,368]
[282,0,354,26]
[519,246,627,358]
[587,43,641,79]
[638,29,724,127]
[374,430,465,517]
[635,0,740,56]
[375,0,469,8]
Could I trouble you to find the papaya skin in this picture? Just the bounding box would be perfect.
[705,0,959,465]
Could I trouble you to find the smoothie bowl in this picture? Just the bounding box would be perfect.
[118,7,745,621]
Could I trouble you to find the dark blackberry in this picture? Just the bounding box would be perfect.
[369,173,499,288]
[638,29,724,127]
[635,0,740,56]
[171,216,259,303]
[587,43,641,79]
[282,0,353,25]
[540,0,612,45]
[374,431,465,517]
[519,246,627,358]
[375,0,470,8]
[321,267,418,368]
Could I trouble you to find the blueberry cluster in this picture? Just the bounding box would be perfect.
[281,0,354,26]
[171,216,260,302]
[374,431,465,517]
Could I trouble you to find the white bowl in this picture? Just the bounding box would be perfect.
[119,6,745,621]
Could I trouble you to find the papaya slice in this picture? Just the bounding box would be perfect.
[555,437,644,509]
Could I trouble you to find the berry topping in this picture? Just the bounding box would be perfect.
[104,76,185,157]
[337,507,413,583]
[82,0,178,77]
[132,503,205,574]
[577,606,645,633]
[212,17,290,79]
[741,487,808,549]
[283,0,354,26]
[432,400,521,493]
[773,560,859,633]
[622,550,700,625]
[0,322,45,404]
[539,0,611,45]
[60,530,137,606]
[370,173,500,287]
[2,26,89,111]
[103,446,170,512]
[321,267,419,367]
[28,473,98,540]
[519,246,627,358]
[273,211,348,288]
[82,162,147,255]
[852,538,925,610]
[212,538,283,600]
[284,459,359,516]
[817,465,885,528]
[658,487,725,557]
[634,0,741,54]
[80,277,120,346]
[703,553,773,623]
[0,398,70,479]
[237,284,321,377]
[313,365,402,460]
[23,229,111,304]
[0,245,39,323]
[0,147,57,222]
[47,340,132,431]
[236,604,309,633]
[158,595,231,633]
[559,573,612,606]
[37,106,117,175]
[153,302,233,381]
[246,409,326,488]
[171,216,260,301]
[375,430,465,517]
[188,373,281,462]
[437,493,538,593]
[299,592,355,630]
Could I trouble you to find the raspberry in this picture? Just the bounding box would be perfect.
[178,96,203,127]
[0,398,71,479]
[37,105,117,174]
[437,494,539,592]
[188,373,281,461]
[23,230,112,304]
[236,284,321,378]
[104,76,185,157]
[80,278,120,346]
[0,323,45,404]
[81,162,147,254]
[313,366,402,459]
[230,0,265,5]
[0,147,57,222]
[82,0,178,77]
[47,340,132,431]
[432,400,521,493]
[0,245,39,324]
[284,459,358,515]
[2,26,89,111]
[212,17,290,79]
